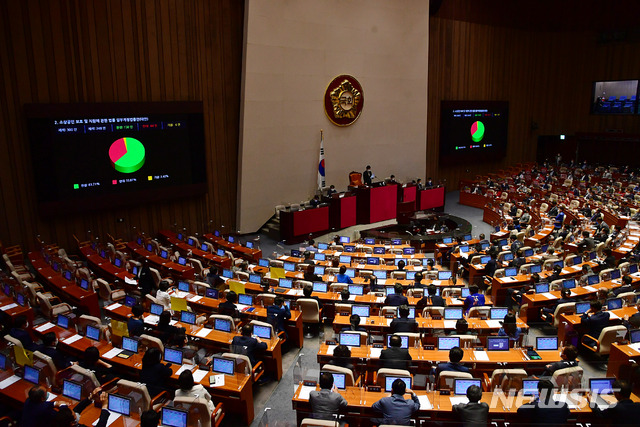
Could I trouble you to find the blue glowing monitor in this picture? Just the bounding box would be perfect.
[339,255,351,264]
[253,325,271,339]
[490,307,508,320]
[323,371,346,389]
[164,348,183,364]
[607,298,623,310]
[339,332,361,347]
[365,238,376,245]
[438,271,452,280]
[536,336,558,351]
[249,274,261,284]
[454,378,481,395]
[339,236,350,244]
[315,253,326,261]
[161,407,188,427]
[535,283,549,293]
[212,357,235,375]
[348,285,364,295]
[386,335,409,349]
[367,257,380,265]
[373,247,385,254]
[351,305,370,318]
[279,278,293,289]
[317,243,328,250]
[530,264,542,274]
[258,258,269,267]
[283,262,295,272]
[313,282,327,293]
[575,302,590,314]
[444,308,463,320]
[385,376,411,392]
[314,266,325,276]
[487,336,509,351]
[374,270,387,280]
[180,311,196,325]
[438,336,460,350]
[62,379,82,400]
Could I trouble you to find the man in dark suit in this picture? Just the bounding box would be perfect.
[231,324,268,366]
[416,284,446,313]
[581,301,610,347]
[516,379,570,424]
[436,347,470,377]
[40,332,72,369]
[612,274,633,297]
[453,384,489,426]
[302,284,323,310]
[380,335,412,370]
[21,386,59,427]
[510,249,526,270]
[541,345,578,377]
[384,283,408,306]
[266,296,291,336]
[592,379,640,421]
[309,372,348,421]
[363,165,373,186]
[9,315,38,351]
[581,231,596,251]
[390,305,418,333]
[371,379,420,425]
[484,253,497,278]
[218,291,240,318]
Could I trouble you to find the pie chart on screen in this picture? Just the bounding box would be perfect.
[470,121,485,142]
[109,137,146,173]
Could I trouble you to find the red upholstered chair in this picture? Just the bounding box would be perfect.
[349,172,363,187]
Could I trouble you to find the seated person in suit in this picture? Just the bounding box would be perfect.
[218,291,240,317]
[541,345,578,377]
[624,299,640,329]
[581,301,610,346]
[384,283,409,307]
[157,310,186,344]
[231,324,268,367]
[390,305,418,333]
[453,384,489,426]
[339,289,351,304]
[155,280,173,310]
[612,274,634,296]
[21,386,59,427]
[309,372,348,421]
[40,332,72,369]
[436,346,470,378]
[266,296,291,336]
[309,195,321,208]
[336,265,353,284]
[463,285,485,315]
[371,378,420,426]
[140,410,161,427]
[510,249,526,269]
[484,253,497,278]
[448,319,478,338]
[416,284,445,313]
[127,304,146,337]
[516,379,569,424]
[302,284,323,310]
[380,335,412,370]
[412,271,424,288]
[498,313,522,342]
[79,346,114,385]
[330,344,356,373]
[592,379,640,420]
[9,315,39,351]
[303,264,322,282]
[140,347,173,397]
[541,289,572,323]
[342,314,366,332]
[396,260,406,271]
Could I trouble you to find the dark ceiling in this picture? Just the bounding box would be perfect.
[431,0,640,33]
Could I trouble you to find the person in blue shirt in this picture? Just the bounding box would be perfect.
[384,283,409,306]
[463,284,485,314]
[497,313,522,342]
[436,346,471,377]
[127,304,145,337]
[266,295,291,336]
[553,210,565,229]
[336,265,353,284]
[371,378,420,425]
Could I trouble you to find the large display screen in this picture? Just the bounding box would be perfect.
[440,101,509,163]
[591,80,638,114]
[25,102,206,214]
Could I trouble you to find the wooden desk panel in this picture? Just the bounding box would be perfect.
[126,242,195,280]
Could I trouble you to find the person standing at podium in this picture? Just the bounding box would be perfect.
[363,165,374,186]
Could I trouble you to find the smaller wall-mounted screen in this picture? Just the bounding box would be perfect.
[591,80,638,114]
[440,101,509,164]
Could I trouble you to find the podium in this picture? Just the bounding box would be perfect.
[417,186,446,211]
[280,206,330,241]
[330,194,357,230]
[356,184,398,224]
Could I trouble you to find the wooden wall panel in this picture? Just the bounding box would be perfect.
[428,17,640,189]
[0,0,243,252]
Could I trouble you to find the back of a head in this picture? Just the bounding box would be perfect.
[398,260,405,270]
[428,284,437,296]
[159,311,171,327]
[274,296,284,307]
[241,324,253,337]
[339,265,347,274]
[84,346,100,365]
[54,406,75,427]
[469,285,479,295]
[394,283,403,294]
[226,291,237,303]
[319,371,334,390]
[466,384,482,403]
[391,378,407,395]
[415,272,423,283]
[333,344,351,359]
[142,347,161,368]
[455,319,469,334]
[398,305,410,319]
[178,369,194,391]
[132,304,144,317]
[14,314,27,329]
[614,379,632,399]
[42,331,57,347]
[449,346,463,363]
[28,385,46,402]
[159,280,170,292]
[389,335,402,348]
[340,289,350,301]
[350,314,361,327]
[591,300,603,312]
[303,284,313,297]
[562,345,577,361]
[140,409,160,427]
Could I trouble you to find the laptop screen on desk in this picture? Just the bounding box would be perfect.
[238,294,253,306]
[0,353,6,370]
[348,285,364,296]
[114,258,122,268]
[522,379,539,397]
[373,247,385,255]
[530,264,542,274]
[351,305,370,318]
[365,238,375,245]
[406,271,416,280]
[222,269,233,279]
[391,239,402,245]
[438,271,452,280]
[607,298,623,310]
[631,329,640,344]
[339,256,351,264]
[124,295,137,307]
[385,376,411,392]
[161,407,188,427]
[214,318,232,332]
[345,269,356,278]
[212,357,235,375]
[317,243,329,250]
[344,245,356,253]
[108,394,131,416]
[454,379,481,395]
[404,247,415,255]
[536,336,558,351]
[461,288,470,298]
[85,325,100,341]
[246,242,254,249]
[249,274,261,284]
[57,314,69,329]
[503,253,514,262]
[442,237,453,244]
[205,288,219,299]
[258,258,269,267]
[587,275,600,285]
[218,249,226,257]
[253,325,271,339]
[62,379,82,400]
[200,243,209,251]
[290,250,301,258]
[374,271,387,280]
[283,262,295,272]
[313,282,327,293]
[322,372,346,389]
[524,248,534,257]
[490,308,508,320]
[279,278,293,289]
[590,378,615,395]
[339,332,361,347]
[79,279,89,291]
[487,336,509,351]
[339,236,350,244]
[444,308,463,320]
[459,246,469,253]
[23,365,39,384]
[63,270,72,281]
[575,302,590,314]
[314,266,326,276]
[177,257,187,266]
[164,348,183,364]
[438,336,460,350]
[562,279,576,289]
[505,267,517,277]
[553,260,564,268]
[480,256,491,264]
[180,311,196,325]
[160,250,168,259]
[573,256,583,265]
[398,307,416,319]
[630,264,639,274]
[122,336,138,353]
[150,303,164,316]
[385,287,395,295]
[610,269,621,280]
[315,253,326,261]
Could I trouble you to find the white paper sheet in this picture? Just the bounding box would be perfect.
[209,374,225,387]
[583,286,597,292]
[418,395,433,410]
[485,320,502,328]
[196,327,211,338]
[193,369,209,383]
[47,393,57,401]
[608,312,620,320]
[124,277,137,285]
[102,348,123,359]
[369,348,383,358]
[105,303,122,311]
[348,295,357,301]
[450,396,469,405]
[297,385,315,401]
[443,320,457,329]
[93,412,121,427]
[144,315,159,325]
[432,280,442,286]
[628,342,640,352]
[376,297,386,303]
[541,292,556,299]
[325,345,337,355]
[189,295,203,302]
[175,364,195,376]
[0,303,18,311]
[35,322,55,332]
[473,351,490,361]
[0,375,21,389]
[62,334,83,344]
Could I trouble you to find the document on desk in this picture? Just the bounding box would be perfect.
[297,385,315,401]
[188,295,203,302]
[93,412,121,427]
[325,345,337,354]
[196,327,211,338]
[210,374,225,387]
[485,320,502,329]
[432,280,442,286]
[608,312,620,320]
[124,276,137,285]
[176,365,195,376]
[63,334,83,344]
[443,320,457,329]
[105,303,122,311]
[144,315,160,325]
[541,292,556,299]
[288,289,303,296]
[47,393,57,401]
[385,318,392,326]
[450,396,469,405]
[473,351,490,361]
[0,375,20,389]
[583,286,597,292]
[369,348,382,358]
[0,303,17,311]
[629,342,640,352]
[418,395,433,410]
[376,297,386,303]
[102,348,123,359]
[193,369,209,383]
[35,322,55,332]
[348,295,357,301]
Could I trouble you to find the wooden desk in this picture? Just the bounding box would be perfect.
[608,342,640,383]
[0,292,34,324]
[160,230,233,268]
[558,306,637,342]
[356,185,398,224]
[203,233,262,262]
[416,186,445,211]
[126,242,195,279]
[280,207,330,242]
[79,245,136,285]
[329,194,358,230]
[29,252,100,317]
